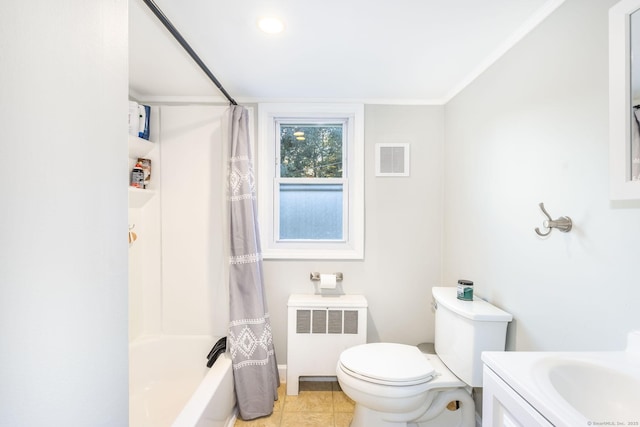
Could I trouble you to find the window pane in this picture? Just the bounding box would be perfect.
[280,124,343,178]
[279,183,343,240]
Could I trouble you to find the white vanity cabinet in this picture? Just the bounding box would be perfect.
[482,366,552,427]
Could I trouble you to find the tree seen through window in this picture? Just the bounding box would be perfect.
[279,124,343,178]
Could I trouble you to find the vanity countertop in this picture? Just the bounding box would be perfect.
[482,348,640,427]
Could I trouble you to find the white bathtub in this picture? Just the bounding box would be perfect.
[130,335,236,427]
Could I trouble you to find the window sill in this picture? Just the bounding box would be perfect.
[262,247,363,261]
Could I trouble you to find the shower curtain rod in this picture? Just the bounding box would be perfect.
[142,0,238,106]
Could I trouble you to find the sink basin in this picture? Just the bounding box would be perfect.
[540,358,640,421]
[483,332,640,427]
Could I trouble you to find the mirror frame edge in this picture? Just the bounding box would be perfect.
[610,0,640,200]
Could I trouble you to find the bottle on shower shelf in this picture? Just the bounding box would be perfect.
[130,161,145,189]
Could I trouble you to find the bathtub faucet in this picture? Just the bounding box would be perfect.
[206,337,227,368]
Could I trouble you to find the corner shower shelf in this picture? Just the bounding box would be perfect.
[128,134,156,208]
[129,187,156,208]
[128,134,155,159]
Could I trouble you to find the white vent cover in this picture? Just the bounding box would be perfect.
[375,143,410,176]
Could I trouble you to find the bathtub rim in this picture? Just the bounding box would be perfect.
[129,334,237,427]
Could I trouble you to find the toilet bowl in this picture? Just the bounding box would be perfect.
[336,287,513,427]
[337,343,473,427]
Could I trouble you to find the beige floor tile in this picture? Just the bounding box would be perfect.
[281,411,334,427]
[334,412,353,427]
[283,390,333,412]
[234,411,282,427]
[273,385,286,412]
[234,380,353,427]
[333,390,355,413]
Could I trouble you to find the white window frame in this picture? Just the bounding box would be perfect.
[258,103,364,260]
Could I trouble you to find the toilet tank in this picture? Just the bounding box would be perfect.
[432,287,512,387]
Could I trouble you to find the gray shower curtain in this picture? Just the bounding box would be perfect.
[226,105,279,420]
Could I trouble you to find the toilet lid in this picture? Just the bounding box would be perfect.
[339,343,435,385]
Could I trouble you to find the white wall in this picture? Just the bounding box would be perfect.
[0,1,128,426]
[444,0,640,351]
[264,105,445,363]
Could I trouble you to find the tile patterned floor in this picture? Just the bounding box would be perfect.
[234,381,354,427]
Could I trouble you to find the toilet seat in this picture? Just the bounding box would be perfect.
[339,343,435,386]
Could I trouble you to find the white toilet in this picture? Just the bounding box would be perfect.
[336,287,512,427]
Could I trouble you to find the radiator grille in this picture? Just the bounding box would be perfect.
[328,310,342,334]
[296,309,358,334]
[344,310,358,334]
[296,310,311,333]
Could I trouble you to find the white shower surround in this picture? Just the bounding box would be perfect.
[129,105,233,424]
[129,104,230,339]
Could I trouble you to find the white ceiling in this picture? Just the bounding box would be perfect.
[129,0,563,104]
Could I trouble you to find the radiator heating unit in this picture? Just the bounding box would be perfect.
[286,294,368,395]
